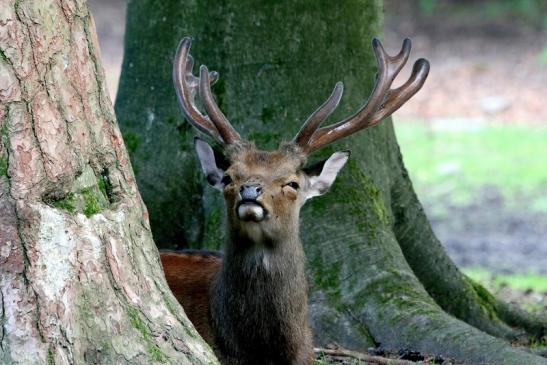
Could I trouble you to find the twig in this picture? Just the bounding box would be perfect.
[314,347,416,365]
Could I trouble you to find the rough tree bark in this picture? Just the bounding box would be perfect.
[0,0,217,363]
[116,1,547,364]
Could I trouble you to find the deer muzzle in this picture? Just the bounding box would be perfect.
[237,183,266,222]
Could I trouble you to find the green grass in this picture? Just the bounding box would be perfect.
[395,123,547,211]
[465,268,547,292]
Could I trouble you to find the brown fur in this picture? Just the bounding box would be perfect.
[160,251,221,345]
[162,145,335,365]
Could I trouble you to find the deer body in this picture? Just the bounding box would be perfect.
[162,37,429,364]
[161,251,221,344]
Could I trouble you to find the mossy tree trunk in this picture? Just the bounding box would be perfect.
[116,1,547,364]
[0,1,217,364]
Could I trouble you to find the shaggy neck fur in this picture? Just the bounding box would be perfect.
[210,221,313,365]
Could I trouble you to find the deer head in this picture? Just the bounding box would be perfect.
[173,37,429,247]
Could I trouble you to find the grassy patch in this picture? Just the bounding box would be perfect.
[395,122,547,211]
[464,268,547,292]
[464,268,547,314]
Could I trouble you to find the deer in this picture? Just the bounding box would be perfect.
[160,36,429,365]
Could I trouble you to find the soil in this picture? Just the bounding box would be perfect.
[87,0,547,285]
[431,188,547,274]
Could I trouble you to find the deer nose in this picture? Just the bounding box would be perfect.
[240,184,263,200]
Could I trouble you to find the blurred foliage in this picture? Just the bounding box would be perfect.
[419,0,437,16]
[415,0,547,30]
[396,123,547,212]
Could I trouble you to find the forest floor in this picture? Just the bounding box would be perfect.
[314,345,467,364]
[384,0,547,319]
[87,0,546,320]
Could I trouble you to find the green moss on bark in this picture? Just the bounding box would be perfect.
[44,167,111,217]
[50,193,76,213]
[466,276,499,320]
[0,156,7,177]
[127,307,167,362]
[81,187,101,217]
[47,349,54,365]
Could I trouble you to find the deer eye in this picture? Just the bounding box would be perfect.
[221,175,233,186]
[286,181,300,190]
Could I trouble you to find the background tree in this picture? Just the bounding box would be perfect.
[116,1,547,364]
[0,0,216,363]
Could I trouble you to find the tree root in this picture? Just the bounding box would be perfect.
[495,299,547,340]
[390,161,547,342]
[360,269,547,364]
[315,347,416,364]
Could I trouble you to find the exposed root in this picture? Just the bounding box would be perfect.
[314,346,462,364]
[496,299,547,340]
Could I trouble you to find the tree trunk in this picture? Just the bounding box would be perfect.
[0,1,217,363]
[115,1,547,364]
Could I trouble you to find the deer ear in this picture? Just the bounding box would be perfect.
[304,151,350,199]
[194,137,225,191]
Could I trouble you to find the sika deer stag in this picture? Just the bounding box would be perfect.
[161,37,429,365]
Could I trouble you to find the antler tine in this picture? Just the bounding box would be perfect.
[173,37,241,145]
[199,65,242,145]
[293,82,344,147]
[298,38,429,154]
[173,37,221,142]
[369,58,430,125]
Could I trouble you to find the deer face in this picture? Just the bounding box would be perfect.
[195,139,349,243]
[174,36,428,243]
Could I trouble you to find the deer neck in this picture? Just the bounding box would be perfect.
[222,221,306,283]
[211,221,309,332]
[210,226,310,363]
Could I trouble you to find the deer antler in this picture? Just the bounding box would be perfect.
[173,37,241,145]
[294,38,430,154]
